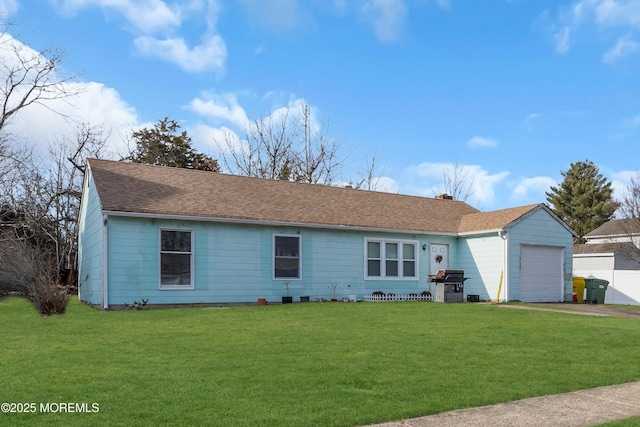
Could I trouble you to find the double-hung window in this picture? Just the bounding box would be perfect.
[365,238,417,279]
[160,229,193,288]
[274,235,301,279]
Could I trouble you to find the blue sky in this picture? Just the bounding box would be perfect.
[3,0,640,211]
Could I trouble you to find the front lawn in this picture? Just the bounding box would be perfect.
[1,297,639,426]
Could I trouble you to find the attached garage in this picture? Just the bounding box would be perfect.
[519,245,565,302]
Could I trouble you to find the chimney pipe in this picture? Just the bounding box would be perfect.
[436,193,453,200]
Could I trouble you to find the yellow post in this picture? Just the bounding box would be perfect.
[496,271,503,302]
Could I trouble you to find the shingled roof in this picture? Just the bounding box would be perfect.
[585,218,640,239]
[86,159,549,235]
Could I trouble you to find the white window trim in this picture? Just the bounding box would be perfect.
[273,234,302,280]
[159,228,195,290]
[364,238,418,280]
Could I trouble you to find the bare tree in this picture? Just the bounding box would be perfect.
[224,107,295,180]
[0,22,77,139]
[616,172,640,252]
[352,151,390,191]
[436,162,475,201]
[619,172,640,221]
[0,123,107,273]
[0,21,78,205]
[291,101,341,184]
[47,123,109,271]
[218,100,341,184]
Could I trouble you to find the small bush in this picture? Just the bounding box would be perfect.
[126,298,148,310]
[30,273,69,316]
[0,237,68,316]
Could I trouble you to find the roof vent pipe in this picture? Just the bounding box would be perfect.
[435,193,453,200]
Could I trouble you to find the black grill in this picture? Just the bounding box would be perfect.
[429,269,467,283]
[429,269,468,303]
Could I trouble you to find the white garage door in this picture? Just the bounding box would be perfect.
[519,245,564,302]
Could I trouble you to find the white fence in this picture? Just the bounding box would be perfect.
[363,293,433,302]
[573,268,640,306]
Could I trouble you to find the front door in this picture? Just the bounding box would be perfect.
[430,243,449,274]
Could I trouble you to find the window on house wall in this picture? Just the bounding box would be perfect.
[365,238,417,279]
[160,229,193,288]
[274,235,301,279]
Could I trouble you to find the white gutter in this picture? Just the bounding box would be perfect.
[102,210,460,237]
[102,214,108,310]
[574,253,615,258]
[458,228,505,237]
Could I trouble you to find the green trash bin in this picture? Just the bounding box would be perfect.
[584,278,609,304]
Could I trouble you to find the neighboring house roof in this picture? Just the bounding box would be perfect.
[574,242,640,270]
[573,242,638,255]
[86,159,569,235]
[585,218,640,240]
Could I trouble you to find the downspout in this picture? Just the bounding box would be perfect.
[102,214,108,310]
[499,230,509,302]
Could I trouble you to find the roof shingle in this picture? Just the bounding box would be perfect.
[457,204,541,233]
[87,159,545,235]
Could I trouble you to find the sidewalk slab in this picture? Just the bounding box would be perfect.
[366,382,640,427]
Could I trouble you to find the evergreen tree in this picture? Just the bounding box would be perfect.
[124,117,220,172]
[546,160,618,242]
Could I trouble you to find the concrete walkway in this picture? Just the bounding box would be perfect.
[366,381,640,427]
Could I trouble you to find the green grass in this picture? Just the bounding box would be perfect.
[598,417,640,426]
[1,297,640,426]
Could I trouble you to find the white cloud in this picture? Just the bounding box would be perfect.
[238,0,317,33]
[523,113,541,132]
[369,176,399,193]
[554,26,572,53]
[134,34,226,73]
[592,0,640,28]
[49,0,226,73]
[623,114,640,127]
[466,136,498,149]
[360,0,407,42]
[552,0,640,59]
[51,0,182,33]
[187,91,250,129]
[189,123,240,155]
[511,176,556,201]
[603,33,639,62]
[8,80,139,159]
[0,33,132,157]
[0,0,18,16]
[469,169,511,207]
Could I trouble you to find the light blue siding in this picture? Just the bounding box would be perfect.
[506,208,574,301]
[458,235,504,301]
[77,171,104,306]
[102,216,447,306]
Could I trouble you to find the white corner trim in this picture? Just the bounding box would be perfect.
[102,214,108,310]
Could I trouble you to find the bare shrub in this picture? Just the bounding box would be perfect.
[0,237,39,294]
[0,237,68,315]
[30,270,68,316]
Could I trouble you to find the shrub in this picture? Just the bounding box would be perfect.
[29,270,69,316]
[0,237,68,316]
